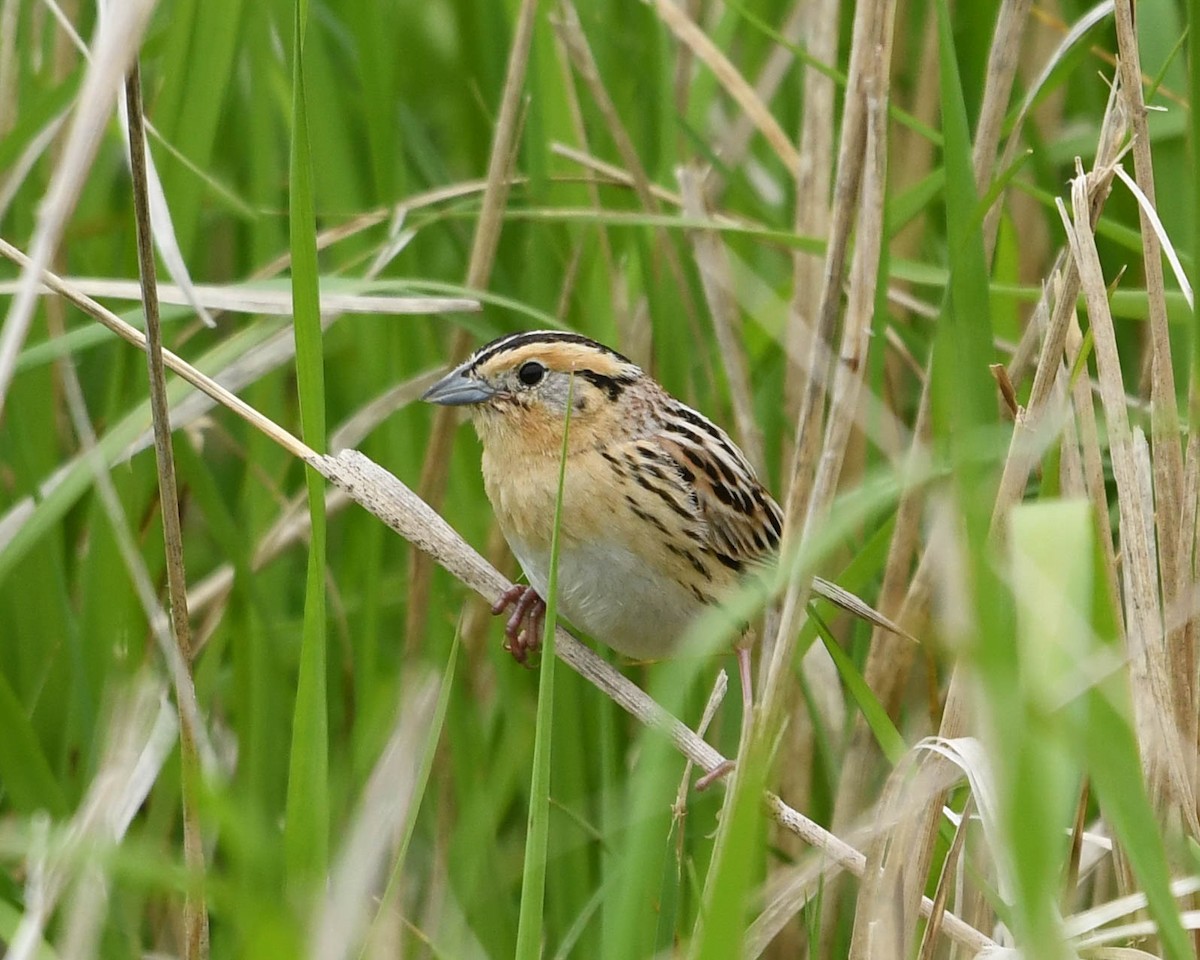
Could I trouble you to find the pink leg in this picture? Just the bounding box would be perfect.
[736,646,754,723]
[695,647,755,791]
[491,585,546,666]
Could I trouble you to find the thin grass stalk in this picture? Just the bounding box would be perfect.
[514,378,571,959]
[760,0,897,772]
[123,60,208,959]
[1054,356,1088,500]
[1063,781,1091,914]
[678,165,764,472]
[783,0,838,422]
[713,1,808,188]
[669,0,698,159]
[824,379,930,839]
[1066,314,1124,631]
[981,2,1117,254]
[992,72,1126,529]
[916,794,975,960]
[801,86,889,561]
[0,0,16,136]
[284,0,330,888]
[971,0,1032,214]
[781,68,894,909]
[405,0,539,653]
[774,6,841,928]
[765,0,892,686]
[549,37,624,349]
[1112,0,1186,606]
[650,0,800,173]
[552,1,703,343]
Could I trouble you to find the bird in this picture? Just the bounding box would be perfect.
[422,330,898,747]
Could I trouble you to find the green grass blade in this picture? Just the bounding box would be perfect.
[283,0,329,892]
[515,376,573,959]
[812,609,906,766]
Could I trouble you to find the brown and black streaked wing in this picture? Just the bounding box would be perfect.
[649,400,783,573]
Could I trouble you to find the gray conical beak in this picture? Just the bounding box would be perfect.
[421,368,498,406]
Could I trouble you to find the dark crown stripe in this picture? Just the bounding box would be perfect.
[467,330,633,372]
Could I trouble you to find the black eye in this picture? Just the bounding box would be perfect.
[518,361,546,386]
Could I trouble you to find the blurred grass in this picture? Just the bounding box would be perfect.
[1,0,1198,957]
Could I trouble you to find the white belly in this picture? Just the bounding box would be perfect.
[507,536,702,661]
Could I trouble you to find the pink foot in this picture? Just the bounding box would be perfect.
[491,585,546,666]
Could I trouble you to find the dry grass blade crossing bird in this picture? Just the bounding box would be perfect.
[423,330,903,777]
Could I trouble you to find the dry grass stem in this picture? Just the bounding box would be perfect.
[678,164,764,472]
[0,0,158,417]
[826,381,930,840]
[406,0,538,654]
[8,683,177,960]
[916,794,975,960]
[707,1,806,195]
[971,0,1033,193]
[760,0,897,789]
[310,676,439,960]
[124,61,208,959]
[0,236,315,461]
[1112,3,1185,621]
[783,0,836,419]
[552,1,702,345]
[992,77,1126,530]
[1059,163,1199,832]
[0,277,480,315]
[649,0,800,174]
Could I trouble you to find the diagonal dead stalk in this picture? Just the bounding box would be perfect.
[650,0,800,173]
[317,448,994,958]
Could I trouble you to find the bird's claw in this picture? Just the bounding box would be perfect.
[492,585,546,667]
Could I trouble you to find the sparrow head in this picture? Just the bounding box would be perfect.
[422,330,645,452]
